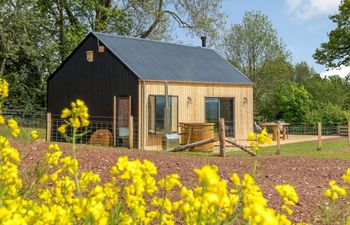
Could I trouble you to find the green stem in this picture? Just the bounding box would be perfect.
[72,128,80,196]
[159,191,169,225]
[252,157,257,180]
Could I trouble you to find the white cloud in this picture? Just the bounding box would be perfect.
[286,0,341,20]
[321,66,350,78]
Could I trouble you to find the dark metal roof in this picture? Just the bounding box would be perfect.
[93,32,252,84]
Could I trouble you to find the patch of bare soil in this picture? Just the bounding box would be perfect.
[16,141,350,224]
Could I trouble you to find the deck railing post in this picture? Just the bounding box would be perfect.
[317,122,322,151]
[219,118,226,157]
[46,112,51,142]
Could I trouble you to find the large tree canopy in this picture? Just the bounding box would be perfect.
[313,0,350,68]
[0,0,226,112]
[38,0,226,61]
[221,11,292,118]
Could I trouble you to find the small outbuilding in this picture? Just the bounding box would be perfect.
[47,32,253,150]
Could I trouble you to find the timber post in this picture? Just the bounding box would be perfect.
[317,122,322,151]
[348,121,350,146]
[46,112,51,142]
[276,127,281,155]
[129,116,134,149]
[219,118,226,157]
[113,96,116,147]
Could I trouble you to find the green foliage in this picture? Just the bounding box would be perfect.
[305,103,348,125]
[258,82,312,122]
[313,0,350,68]
[272,83,313,122]
[221,11,292,118]
[292,61,318,83]
[0,0,226,113]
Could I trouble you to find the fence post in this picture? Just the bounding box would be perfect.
[348,121,350,146]
[113,96,116,147]
[317,122,322,151]
[46,112,51,142]
[276,128,281,155]
[129,116,134,149]
[219,118,226,157]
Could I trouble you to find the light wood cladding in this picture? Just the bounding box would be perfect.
[139,81,253,150]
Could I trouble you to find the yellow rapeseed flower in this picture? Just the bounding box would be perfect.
[0,78,9,97]
[61,108,71,119]
[7,119,20,138]
[275,184,299,206]
[159,174,182,191]
[0,115,5,125]
[324,180,347,201]
[342,168,350,183]
[57,124,67,134]
[31,130,39,140]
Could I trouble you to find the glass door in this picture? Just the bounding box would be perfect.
[205,97,235,137]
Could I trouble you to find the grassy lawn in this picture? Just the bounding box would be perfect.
[182,138,350,159]
[0,126,46,140]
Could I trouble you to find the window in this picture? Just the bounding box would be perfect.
[149,95,178,133]
[205,97,235,137]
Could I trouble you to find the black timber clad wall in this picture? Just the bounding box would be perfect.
[47,35,139,145]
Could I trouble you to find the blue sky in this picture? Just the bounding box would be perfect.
[176,0,348,76]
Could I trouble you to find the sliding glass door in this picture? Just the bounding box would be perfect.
[205,97,235,137]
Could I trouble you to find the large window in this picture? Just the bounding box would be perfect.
[205,97,235,137]
[149,95,178,133]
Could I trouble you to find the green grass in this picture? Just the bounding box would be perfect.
[181,138,350,159]
[227,138,350,159]
[0,126,46,140]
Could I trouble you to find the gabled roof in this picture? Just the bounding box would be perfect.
[93,32,252,84]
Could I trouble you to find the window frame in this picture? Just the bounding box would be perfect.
[148,95,179,134]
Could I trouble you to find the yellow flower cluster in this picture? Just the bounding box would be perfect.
[324,180,347,201]
[7,118,20,138]
[1,137,309,225]
[248,128,272,152]
[30,130,39,140]
[58,99,90,134]
[0,78,9,98]
[275,184,299,215]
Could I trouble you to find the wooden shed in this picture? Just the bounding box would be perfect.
[47,32,253,150]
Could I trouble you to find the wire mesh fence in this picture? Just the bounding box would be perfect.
[285,123,347,136]
[50,115,139,148]
[2,109,46,129]
[256,122,349,137]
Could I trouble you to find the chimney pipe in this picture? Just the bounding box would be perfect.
[201,36,207,47]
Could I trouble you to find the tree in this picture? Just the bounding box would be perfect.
[0,0,226,112]
[304,75,350,109]
[0,0,48,111]
[38,0,226,61]
[292,61,318,84]
[221,11,292,117]
[262,82,313,122]
[313,0,350,68]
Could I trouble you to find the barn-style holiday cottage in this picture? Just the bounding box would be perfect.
[47,32,253,150]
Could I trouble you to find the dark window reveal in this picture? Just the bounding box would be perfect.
[205,97,235,137]
[149,96,178,133]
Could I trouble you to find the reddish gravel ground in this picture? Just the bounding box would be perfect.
[16,141,350,224]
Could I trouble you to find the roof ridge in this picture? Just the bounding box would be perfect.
[92,32,213,51]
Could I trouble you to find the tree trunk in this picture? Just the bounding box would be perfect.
[0,58,5,77]
[140,0,164,38]
[58,0,65,61]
